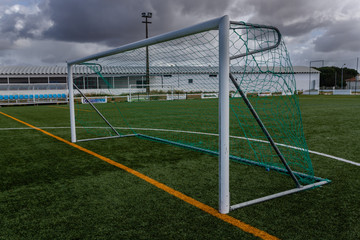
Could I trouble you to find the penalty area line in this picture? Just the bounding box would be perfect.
[0,111,279,240]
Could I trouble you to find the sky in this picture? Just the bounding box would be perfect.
[0,0,359,69]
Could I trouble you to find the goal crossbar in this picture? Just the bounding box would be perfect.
[67,17,225,66]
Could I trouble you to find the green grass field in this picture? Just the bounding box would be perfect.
[0,95,359,239]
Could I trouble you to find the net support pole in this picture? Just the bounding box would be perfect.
[73,83,121,137]
[229,73,301,188]
[68,63,76,143]
[218,15,230,214]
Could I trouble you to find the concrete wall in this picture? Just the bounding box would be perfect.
[295,72,320,92]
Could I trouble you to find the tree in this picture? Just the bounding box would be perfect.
[315,66,358,88]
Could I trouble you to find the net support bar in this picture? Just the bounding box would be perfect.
[76,134,137,142]
[230,180,329,210]
[229,21,281,60]
[73,83,122,138]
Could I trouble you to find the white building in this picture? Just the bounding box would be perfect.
[345,74,360,91]
[0,65,320,100]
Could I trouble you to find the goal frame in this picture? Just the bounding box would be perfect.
[67,15,329,214]
[128,83,176,102]
[68,15,231,213]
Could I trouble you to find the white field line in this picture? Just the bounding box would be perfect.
[1,126,359,167]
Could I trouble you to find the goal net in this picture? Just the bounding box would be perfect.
[128,84,179,102]
[68,16,329,213]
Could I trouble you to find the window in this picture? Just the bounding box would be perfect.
[188,79,193,84]
[99,77,113,89]
[114,76,128,88]
[30,77,48,83]
[0,78,7,84]
[49,77,66,83]
[209,74,217,77]
[74,77,84,89]
[164,74,172,78]
[9,77,28,84]
[85,77,98,89]
[136,80,145,88]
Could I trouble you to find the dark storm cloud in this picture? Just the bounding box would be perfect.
[313,19,360,52]
[242,0,332,36]
[0,0,52,54]
[43,0,147,45]
[43,0,232,46]
[238,0,360,66]
[43,0,143,45]
[0,0,359,66]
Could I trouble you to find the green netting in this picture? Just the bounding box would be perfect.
[72,21,315,184]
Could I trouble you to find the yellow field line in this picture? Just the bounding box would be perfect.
[49,105,92,112]
[49,106,69,110]
[0,111,279,240]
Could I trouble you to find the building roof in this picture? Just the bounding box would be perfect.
[345,77,360,82]
[0,65,320,76]
[0,65,87,75]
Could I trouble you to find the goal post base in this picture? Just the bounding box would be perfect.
[230,180,330,211]
[76,134,137,143]
[137,133,330,213]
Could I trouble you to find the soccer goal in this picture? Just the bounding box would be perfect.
[128,84,178,102]
[67,15,329,214]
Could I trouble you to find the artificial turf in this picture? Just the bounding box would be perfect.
[0,95,359,239]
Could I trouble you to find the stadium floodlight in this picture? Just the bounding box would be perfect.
[341,63,346,89]
[142,12,152,94]
[356,57,359,93]
[309,60,324,94]
[67,15,330,214]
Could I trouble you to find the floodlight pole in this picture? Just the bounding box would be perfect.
[309,60,324,95]
[341,64,346,89]
[356,57,359,93]
[142,12,152,94]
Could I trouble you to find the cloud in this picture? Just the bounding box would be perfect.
[43,0,146,45]
[238,0,360,68]
[43,0,233,46]
[313,19,360,52]
[0,1,52,47]
[0,0,359,67]
[242,0,336,36]
[0,38,111,65]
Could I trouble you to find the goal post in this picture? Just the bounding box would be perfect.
[67,15,329,214]
[218,15,230,213]
[68,64,76,143]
